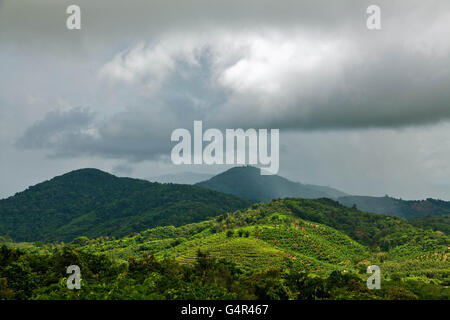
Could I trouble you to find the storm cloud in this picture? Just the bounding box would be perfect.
[1,0,450,199]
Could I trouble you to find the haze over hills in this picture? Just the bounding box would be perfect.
[303,183,348,199]
[337,195,450,220]
[3,197,448,300]
[2,165,449,244]
[0,168,250,242]
[1,171,449,300]
[148,172,214,185]
[195,166,348,202]
[195,166,450,220]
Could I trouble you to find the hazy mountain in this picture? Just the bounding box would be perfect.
[195,166,348,202]
[148,172,214,185]
[338,195,450,219]
[0,168,250,242]
[303,184,349,199]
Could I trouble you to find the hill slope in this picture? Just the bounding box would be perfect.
[0,168,251,242]
[2,197,448,300]
[410,214,450,235]
[338,195,450,219]
[64,198,448,285]
[195,166,348,202]
[148,172,213,184]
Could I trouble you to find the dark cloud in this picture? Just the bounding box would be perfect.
[16,106,172,161]
[210,45,450,130]
[3,0,450,199]
[16,107,96,149]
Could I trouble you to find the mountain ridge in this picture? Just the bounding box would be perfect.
[338,195,450,219]
[195,166,348,202]
[148,172,214,185]
[195,166,450,219]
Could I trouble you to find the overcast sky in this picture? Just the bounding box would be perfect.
[1,0,450,200]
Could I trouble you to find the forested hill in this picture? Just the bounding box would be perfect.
[148,172,214,185]
[410,214,450,235]
[0,168,251,242]
[1,197,449,300]
[338,195,450,219]
[195,166,348,202]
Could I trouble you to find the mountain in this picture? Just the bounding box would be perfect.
[0,168,251,242]
[148,172,214,185]
[303,184,349,199]
[338,195,450,219]
[195,166,348,202]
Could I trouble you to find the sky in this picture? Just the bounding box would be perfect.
[1,0,450,200]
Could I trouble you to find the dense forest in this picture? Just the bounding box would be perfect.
[0,169,250,242]
[410,214,450,235]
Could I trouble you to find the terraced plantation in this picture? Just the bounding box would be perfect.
[64,198,448,281]
[1,198,449,300]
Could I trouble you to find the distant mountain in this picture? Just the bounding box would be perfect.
[148,172,214,185]
[303,184,349,199]
[0,168,251,242]
[195,166,348,202]
[338,195,450,219]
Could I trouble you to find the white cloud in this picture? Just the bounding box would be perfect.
[99,38,202,93]
[99,32,348,97]
[218,34,345,95]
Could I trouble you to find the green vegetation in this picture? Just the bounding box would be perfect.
[0,169,250,242]
[1,198,448,300]
[0,244,447,300]
[338,195,450,219]
[410,214,450,235]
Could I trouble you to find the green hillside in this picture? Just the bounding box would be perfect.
[410,214,450,235]
[80,216,370,274]
[1,197,448,300]
[0,168,251,242]
[196,166,347,202]
[72,198,448,272]
[338,195,450,219]
[3,197,449,300]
